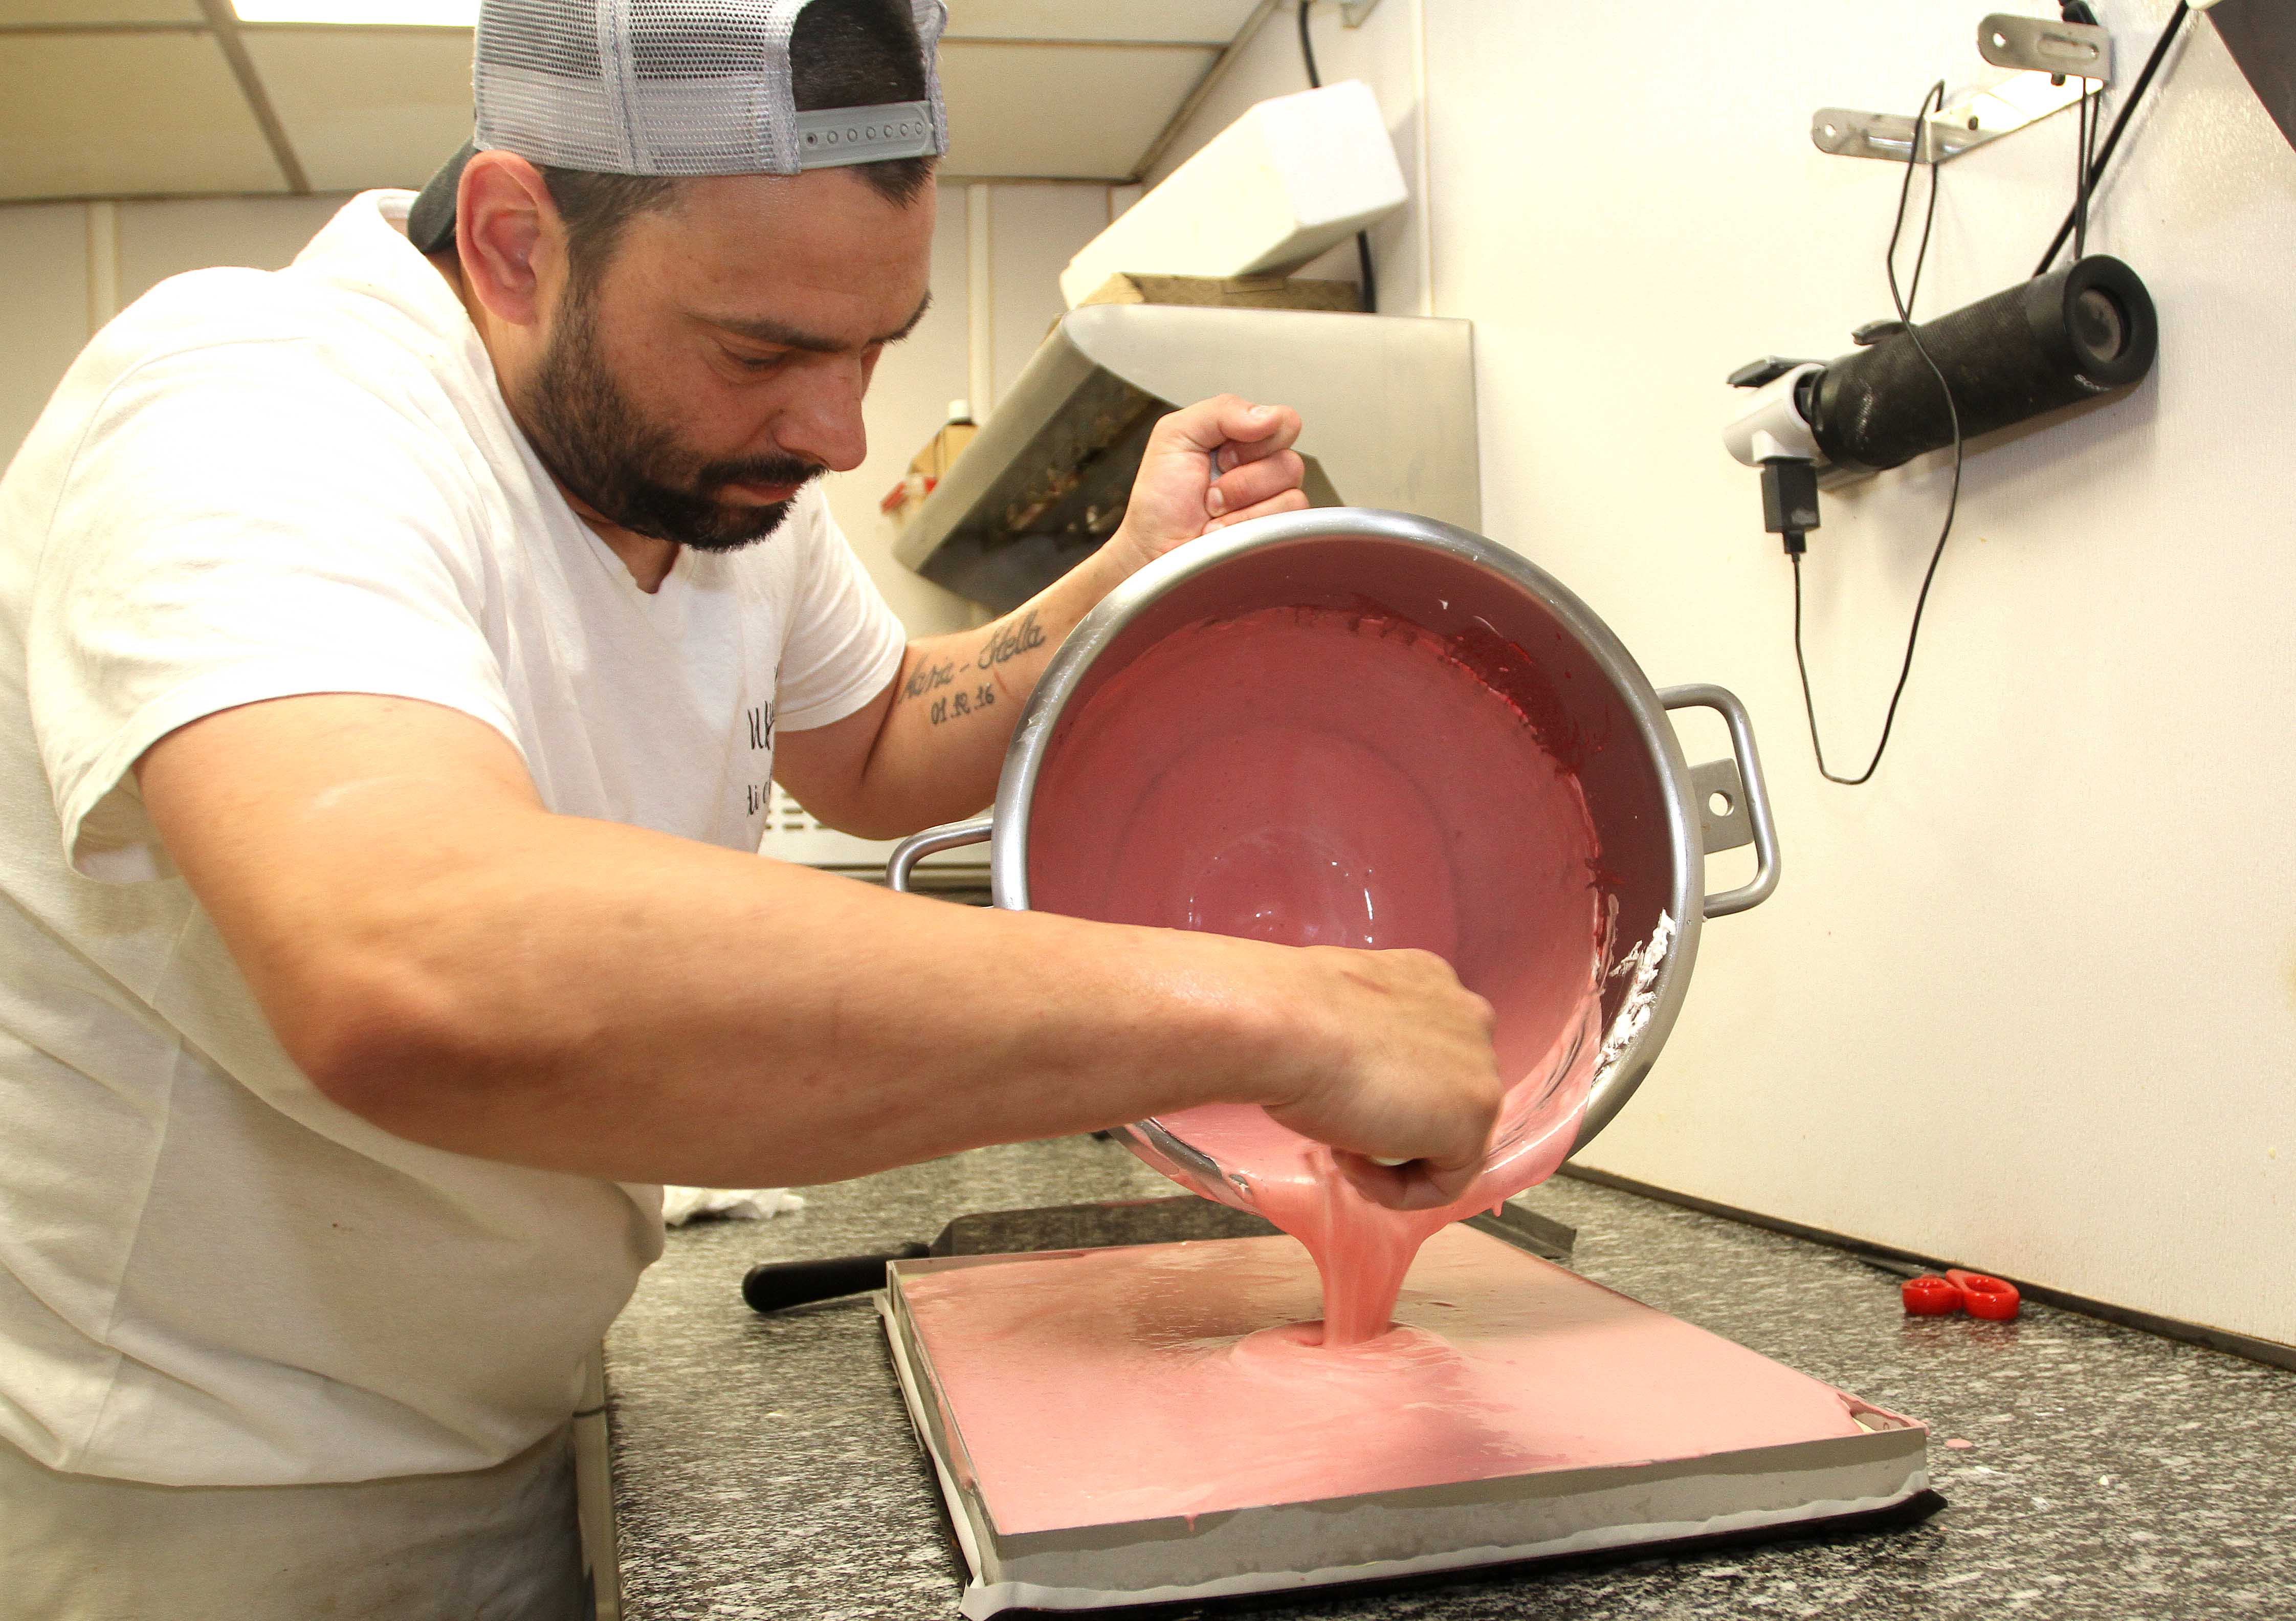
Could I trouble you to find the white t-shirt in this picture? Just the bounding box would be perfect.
[0,191,907,1485]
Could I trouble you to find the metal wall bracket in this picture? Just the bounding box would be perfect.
[1339,0,1384,25]
[1813,13,2111,165]
[1977,13,2112,81]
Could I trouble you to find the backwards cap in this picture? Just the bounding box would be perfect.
[409,0,947,252]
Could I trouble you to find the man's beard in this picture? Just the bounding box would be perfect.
[523,282,823,554]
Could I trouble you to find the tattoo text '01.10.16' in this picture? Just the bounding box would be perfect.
[930,683,996,726]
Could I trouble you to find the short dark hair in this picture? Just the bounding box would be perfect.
[542,0,936,286]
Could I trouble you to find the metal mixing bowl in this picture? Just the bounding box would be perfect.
[888,507,1779,1154]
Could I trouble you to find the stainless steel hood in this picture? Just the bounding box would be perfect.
[893,303,1480,611]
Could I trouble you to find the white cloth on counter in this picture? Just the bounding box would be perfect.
[660,1186,808,1226]
[0,188,908,1487]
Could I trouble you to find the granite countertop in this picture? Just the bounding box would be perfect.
[604,1136,2296,1620]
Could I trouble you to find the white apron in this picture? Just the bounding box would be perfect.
[0,1423,587,1620]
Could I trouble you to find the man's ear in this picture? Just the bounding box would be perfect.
[454,151,566,329]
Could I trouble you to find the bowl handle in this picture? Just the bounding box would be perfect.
[886,818,995,894]
[1658,684,1780,918]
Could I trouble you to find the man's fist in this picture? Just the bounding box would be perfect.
[1259,945,1506,1212]
[1101,395,1308,579]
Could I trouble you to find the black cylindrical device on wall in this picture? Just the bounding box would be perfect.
[1803,254,2158,476]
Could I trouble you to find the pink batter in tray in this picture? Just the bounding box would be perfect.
[881,1223,1930,1616]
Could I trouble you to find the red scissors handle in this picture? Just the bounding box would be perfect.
[1901,1268,2021,1320]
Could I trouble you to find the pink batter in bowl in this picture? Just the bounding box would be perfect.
[889,509,1780,1338]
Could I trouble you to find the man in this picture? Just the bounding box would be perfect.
[0,1,1502,1614]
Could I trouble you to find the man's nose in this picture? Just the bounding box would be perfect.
[772,356,870,474]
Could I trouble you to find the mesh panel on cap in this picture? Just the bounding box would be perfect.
[626,0,778,172]
[909,0,945,157]
[475,0,634,170]
[473,0,946,177]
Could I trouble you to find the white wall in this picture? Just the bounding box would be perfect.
[0,204,95,465]
[114,195,351,311]
[988,184,1118,402]
[0,180,1109,641]
[1153,0,2296,1346]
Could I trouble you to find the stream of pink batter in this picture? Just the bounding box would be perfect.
[1029,604,1609,1345]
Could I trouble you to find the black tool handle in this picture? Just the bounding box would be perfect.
[741,1244,929,1313]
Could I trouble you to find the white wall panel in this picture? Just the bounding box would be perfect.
[114,193,349,309]
[987,182,1109,401]
[0,204,92,462]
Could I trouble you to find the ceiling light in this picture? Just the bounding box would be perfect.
[232,1,477,23]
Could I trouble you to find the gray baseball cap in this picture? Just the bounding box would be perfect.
[410,0,947,253]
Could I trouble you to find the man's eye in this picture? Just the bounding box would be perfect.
[723,347,788,373]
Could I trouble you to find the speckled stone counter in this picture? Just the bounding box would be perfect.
[605,1137,2296,1620]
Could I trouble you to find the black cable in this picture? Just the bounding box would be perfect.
[1894,88,1942,322]
[2034,1,2190,276]
[2073,75,2091,258]
[1794,81,1963,788]
[2064,1,2100,260]
[1296,1,1378,313]
[2085,76,2102,250]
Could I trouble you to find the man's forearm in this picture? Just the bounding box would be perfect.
[324,813,1313,1188]
[140,697,1311,1187]
[854,546,1129,830]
